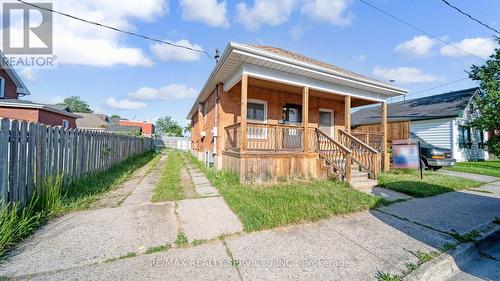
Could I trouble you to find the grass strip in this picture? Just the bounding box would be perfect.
[152,149,185,201]
[187,153,387,232]
[444,160,500,177]
[378,169,482,198]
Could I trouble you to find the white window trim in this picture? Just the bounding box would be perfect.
[62,119,70,128]
[247,98,267,123]
[0,77,5,98]
[319,108,334,137]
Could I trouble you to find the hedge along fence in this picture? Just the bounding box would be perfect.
[0,118,155,207]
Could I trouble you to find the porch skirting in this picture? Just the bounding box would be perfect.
[222,151,329,183]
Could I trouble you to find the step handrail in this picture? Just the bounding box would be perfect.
[315,128,352,182]
[337,130,381,179]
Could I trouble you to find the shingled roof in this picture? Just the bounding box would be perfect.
[351,87,480,126]
[250,45,386,85]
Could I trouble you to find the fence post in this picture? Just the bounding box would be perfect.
[0,119,10,202]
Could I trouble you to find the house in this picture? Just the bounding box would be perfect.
[188,42,407,184]
[1,51,79,128]
[351,88,489,162]
[118,120,155,137]
[76,113,110,131]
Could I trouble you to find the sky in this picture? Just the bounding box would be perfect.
[3,0,499,126]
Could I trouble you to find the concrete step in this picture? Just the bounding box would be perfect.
[351,178,378,190]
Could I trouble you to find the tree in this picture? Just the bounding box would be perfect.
[468,36,500,156]
[155,116,183,137]
[110,114,121,119]
[59,96,93,113]
[184,124,191,134]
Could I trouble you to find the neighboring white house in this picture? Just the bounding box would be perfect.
[352,88,489,162]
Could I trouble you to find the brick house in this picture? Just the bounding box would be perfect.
[0,51,79,128]
[118,120,155,137]
[188,42,407,184]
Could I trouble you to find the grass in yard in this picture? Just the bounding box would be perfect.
[378,169,482,198]
[152,149,185,201]
[445,160,500,177]
[187,153,387,232]
[0,150,157,259]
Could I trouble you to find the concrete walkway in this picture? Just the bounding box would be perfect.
[0,154,179,278]
[176,162,243,242]
[438,169,499,183]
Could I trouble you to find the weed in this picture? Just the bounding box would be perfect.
[404,262,418,273]
[376,271,401,281]
[416,251,439,264]
[104,252,137,263]
[174,232,189,247]
[145,244,170,254]
[192,239,207,246]
[450,230,480,243]
[439,242,458,252]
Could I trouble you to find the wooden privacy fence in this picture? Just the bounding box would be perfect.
[0,118,155,207]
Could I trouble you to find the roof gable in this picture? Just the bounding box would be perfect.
[0,51,31,96]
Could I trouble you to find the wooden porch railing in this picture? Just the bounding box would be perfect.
[351,131,384,152]
[315,129,352,182]
[225,123,306,152]
[338,130,381,179]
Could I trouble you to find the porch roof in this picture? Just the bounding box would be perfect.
[187,42,407,119]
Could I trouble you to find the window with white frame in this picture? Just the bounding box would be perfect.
[247,99,267,139]
[0,77,5,98]
[62,119,70,128]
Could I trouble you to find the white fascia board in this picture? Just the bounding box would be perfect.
[242,64,387,103]
[223,66,243,92]
[231,43,407,96]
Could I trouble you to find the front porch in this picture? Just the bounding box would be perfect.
[221,75,389,183]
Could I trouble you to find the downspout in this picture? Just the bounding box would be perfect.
[213,84,219,166]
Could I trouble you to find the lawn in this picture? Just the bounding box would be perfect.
[445,160,500,177]
[187,153,387,232]
[379,169,483,198]
[152,149,185,201]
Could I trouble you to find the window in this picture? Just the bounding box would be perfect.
[62,119,70,129]
[476,129,486,149]
[0,77,5,98]
[247,99,267,122]
[458,126,471,149]
[282,103,302,124]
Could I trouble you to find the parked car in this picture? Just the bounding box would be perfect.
[411,133,456,170]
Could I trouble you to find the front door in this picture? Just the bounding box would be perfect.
[319,109,334,137]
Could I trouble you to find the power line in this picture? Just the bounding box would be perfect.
[440,0,499,34]
[15,0,213,60]
[358,0,487,61]
[390,77,471,103]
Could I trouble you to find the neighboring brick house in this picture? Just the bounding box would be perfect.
[0,52,79,128]
[188,42,407,184]
[118,120,155,137]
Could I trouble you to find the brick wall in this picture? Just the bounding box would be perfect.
[38,110,77,128]
[0,68,19,99]
[0,107,39,122]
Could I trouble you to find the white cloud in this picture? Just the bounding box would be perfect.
[129,84,198,100]
[236,0,296,31]
[373,66,441,84]
[180,0,229,27]
[300,0,353,26]
[290,25,305,40]
[105,97,148,110]
[19,68,37,82]
[6,0,168,67]
[439,37,496,59]
[150,39,204,62]
[395,35,437,57]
